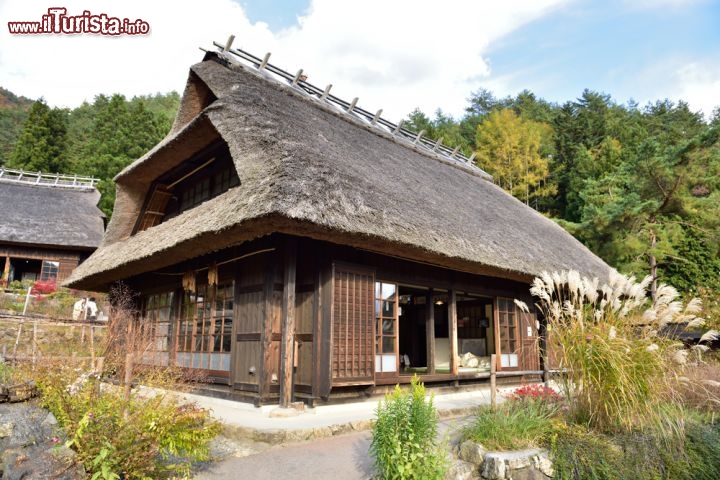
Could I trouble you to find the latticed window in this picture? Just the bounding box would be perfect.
[331,266,375,383]
[375,282,398,373]
[176,282,234,372]
[39,260,59,281]
[135,142,239,233]
[497,297,519,368]
[141,291,174,366]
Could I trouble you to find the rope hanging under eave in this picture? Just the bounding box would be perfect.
[207,263,218,286]
[182,270,196,293]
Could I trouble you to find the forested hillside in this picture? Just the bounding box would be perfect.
[404,90,720,295]
[0,91,180,216]
[2,85,718,296]
[0,87,34,165]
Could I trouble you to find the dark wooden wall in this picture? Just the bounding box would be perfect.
[0,245,83,284]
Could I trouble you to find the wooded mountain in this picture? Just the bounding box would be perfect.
[1,90,180,217]
[404,90,719,295]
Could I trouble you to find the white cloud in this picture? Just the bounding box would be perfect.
[0,0,568,119]
[626,56,720,117]
[0,0,275,107]
[620,0,708,10]
[674,61,720,117]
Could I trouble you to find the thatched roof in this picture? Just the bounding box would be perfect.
[66,48,611,290]
[0,178,104,250]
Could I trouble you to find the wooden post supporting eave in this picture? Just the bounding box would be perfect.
[279,238,297,408]
[2,256,10,286]
[449,289,458,376]
[426,288,435,374]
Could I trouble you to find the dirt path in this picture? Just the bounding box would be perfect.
[194,417,469,480]
[194,431,375,480]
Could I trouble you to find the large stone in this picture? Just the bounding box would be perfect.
[2,445,84,480]
[0,421,14,438]
[480,449,552,480]
[0,402,84,480]
[458,440,487,466]
[446,459,478,480]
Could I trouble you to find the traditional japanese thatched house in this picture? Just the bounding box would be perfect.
[66,41,611,406]
[0,168,105,286]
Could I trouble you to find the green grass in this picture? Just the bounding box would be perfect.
[550,419,720,480]
[0,361,16,383]
[463,398,561,450]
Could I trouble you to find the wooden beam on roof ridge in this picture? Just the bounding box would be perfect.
[292,69,304,86]
[223,35,235,53]
[392,120,404,135]
[259,52,271,71]
[321,84,332,101]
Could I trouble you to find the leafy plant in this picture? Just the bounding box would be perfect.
[32,279,57,295]
[507,383,562,403]
[370,376,448,480]
[38,364,221,479]
[463,394,561,450]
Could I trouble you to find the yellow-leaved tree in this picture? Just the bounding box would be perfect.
[475,108,555,207]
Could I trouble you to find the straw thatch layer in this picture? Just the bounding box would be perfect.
[66,52,610,290]
[0,181,104,250]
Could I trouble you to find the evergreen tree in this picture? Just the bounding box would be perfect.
[7,99,69,173]
[578,124,720,295]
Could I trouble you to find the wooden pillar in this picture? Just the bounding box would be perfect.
[2,256,10,285]
[425,288,435,374]
[279,238,297,408]
[449,289,458,375]
[490,353,497,410]
[260,255,276,399]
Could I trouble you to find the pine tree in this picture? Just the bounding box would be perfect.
[7,99,69,173]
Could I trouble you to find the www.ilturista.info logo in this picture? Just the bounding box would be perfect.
[8,8,150,35]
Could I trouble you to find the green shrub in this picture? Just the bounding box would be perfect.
[550,424,623,480]
[550,417,720,480]
[370,376,448,480]
[37,364,221,479]
[463,393,561,450]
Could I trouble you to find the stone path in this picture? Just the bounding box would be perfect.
[194,417,470,480]
[195,431,375,480]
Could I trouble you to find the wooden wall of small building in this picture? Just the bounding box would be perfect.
[0,245,83,284]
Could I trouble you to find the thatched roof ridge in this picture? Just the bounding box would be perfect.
[66,51,611,290]
[0,179,104,250]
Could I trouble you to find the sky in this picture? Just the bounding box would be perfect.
[1,0,719,122]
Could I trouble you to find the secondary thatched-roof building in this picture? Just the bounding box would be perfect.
[66,42,611,406]
[0,168,104,286]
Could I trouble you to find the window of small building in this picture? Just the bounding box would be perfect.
[175,282,234,375]
[135,142,239,233]
[39,260,59,281]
